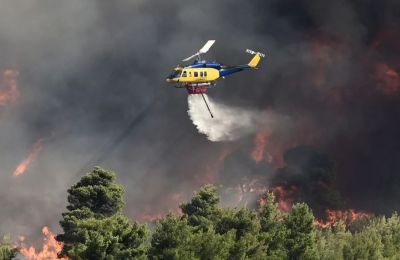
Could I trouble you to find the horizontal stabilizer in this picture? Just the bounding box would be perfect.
[246,49,266,58]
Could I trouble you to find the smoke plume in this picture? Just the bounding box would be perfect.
[0,0,399,247]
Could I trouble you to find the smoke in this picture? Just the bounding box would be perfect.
[0,0,399,246]
[187,94,282,142]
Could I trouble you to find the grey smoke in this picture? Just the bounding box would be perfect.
[0,0,399,246]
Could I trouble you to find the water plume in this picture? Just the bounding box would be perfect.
[187,94,279,142]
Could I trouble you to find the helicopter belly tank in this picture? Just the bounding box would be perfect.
[186,82,210,94]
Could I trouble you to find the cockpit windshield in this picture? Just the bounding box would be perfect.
[167,69,182,79]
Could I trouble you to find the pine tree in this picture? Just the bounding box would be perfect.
[180,184,220,230]
[284,203,318,260]
[259,192,288,259]
[56,167,148,259]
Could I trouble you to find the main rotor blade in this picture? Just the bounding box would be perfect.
[182,40,216,62]
[199,40,215,54]
[182,52,199,62]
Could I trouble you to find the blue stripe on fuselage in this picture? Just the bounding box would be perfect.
[219,67,247,77]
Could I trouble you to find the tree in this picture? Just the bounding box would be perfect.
[56,167,148,259]
[149,214,235,260]
[216,208,266,259]
[347,214,400,259]
[284,203,318,260]
[67,215,148,260]
[149,214,195,259]
[259,192,288,259]
[316,222,352,260]
[180,185,220,230]
[0,236,17,260]
[65,167,125,217]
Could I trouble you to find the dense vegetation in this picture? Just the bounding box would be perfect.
[2,167,400,259]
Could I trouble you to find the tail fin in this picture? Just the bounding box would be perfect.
[246,49,265,68]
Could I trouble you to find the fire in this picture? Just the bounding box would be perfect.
[198,146,234,185]
[13,139,44,177]
[136,192,183,223]
[230,178,268,207]
[315,209,372,228]
[136,207,166,222]
[272,185,299,212]
[19,226,66,260]
[0,69,19,106]
[375,63,400,95]
[251,130,270,163]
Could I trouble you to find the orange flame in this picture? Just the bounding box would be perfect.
[19,226,66,260]
[136,192,183,223]
[375,63,400,95]
[315,209,372,228]
[251,130,270,163]
[272,185,299,212]
[13,139,44,177]
[0,69,19,106]
[197,146,234,185]
[136,207,166,222]
[229,178,268,207]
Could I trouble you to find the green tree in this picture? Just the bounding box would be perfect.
[316,222,352,260]
[347,214,400,260]
[284,203,318,260]
[67,215,148,260]
[149,214,196,259]
[56,167,148,259]
[65,167,125,217]
[149,214,235,260]
[180,185,220,230]
[0,235,16,260]
[259,192,288,259]
[216,208,265,259]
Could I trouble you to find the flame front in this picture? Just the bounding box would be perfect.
[13,139,44,177]
[315,209,372,228]
[19,226,66,260]
[272,185,299,212]
[0,69,19,106]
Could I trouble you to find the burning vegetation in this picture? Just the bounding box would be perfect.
[19,227,65,260]
[13,139,44,177]
[315,209,372,229]
[0,69,19,106]
[4,168,399,259]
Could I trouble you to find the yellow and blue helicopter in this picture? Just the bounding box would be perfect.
[166,40,265,117]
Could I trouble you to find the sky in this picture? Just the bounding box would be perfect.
[0,0,399,243]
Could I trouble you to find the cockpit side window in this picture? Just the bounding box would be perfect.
[168,70,182,79]
[182,71,187,77]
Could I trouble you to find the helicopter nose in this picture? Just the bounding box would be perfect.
[166,78,171,83]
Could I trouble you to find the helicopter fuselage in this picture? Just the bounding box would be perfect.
[166,59,254,94]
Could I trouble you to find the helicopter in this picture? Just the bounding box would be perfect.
[166,40,265,118]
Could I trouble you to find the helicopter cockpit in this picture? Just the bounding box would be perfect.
[167,67,182,80]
